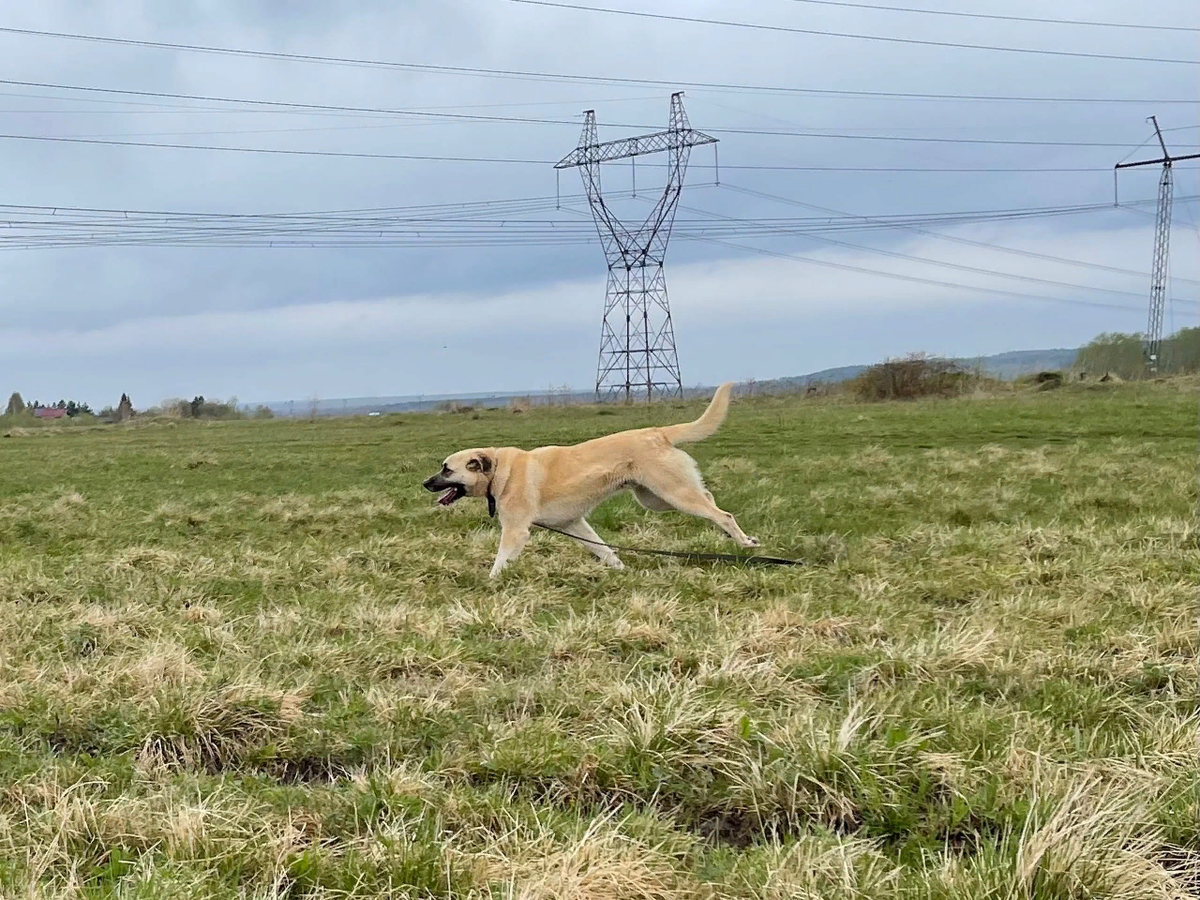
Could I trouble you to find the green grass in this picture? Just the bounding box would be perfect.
[0,380,1196,898]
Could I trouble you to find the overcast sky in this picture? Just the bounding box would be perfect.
[1,0,1197,408]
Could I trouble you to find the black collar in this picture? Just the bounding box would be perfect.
[487,489,496,518]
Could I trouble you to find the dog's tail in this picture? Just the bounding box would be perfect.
[662,382,733,446]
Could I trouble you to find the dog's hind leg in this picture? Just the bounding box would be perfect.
[555,518,624,569]
[635,452,760,548]
[647,485,759,548]
[632,486,675,512]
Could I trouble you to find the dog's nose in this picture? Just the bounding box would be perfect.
[423,475,439,490]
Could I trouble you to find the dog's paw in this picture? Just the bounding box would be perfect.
[606,556,625,570]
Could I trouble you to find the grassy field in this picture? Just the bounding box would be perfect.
[0,380,1196,899]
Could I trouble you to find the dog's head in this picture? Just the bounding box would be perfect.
[423,449,493,507]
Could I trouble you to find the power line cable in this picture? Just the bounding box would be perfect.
[3,79,1195,150]
[0,77,632,127]
[8,120,1196,170]
[13,77,1200,149]
[0,132,551,163]
[780,0,1199,32]
[3,127,1186,167]
[0,84,660,116]
[0,195,1182,250]
[504,0,1200,65]
[722,182,1200,287]
[686,233,1191,314]
[49,194,1200,222]
[729,166,1193,173]
[1118,204,1200,231]
[0,191,584,218]
[676,198,1195,303]
[0,26,1195,104]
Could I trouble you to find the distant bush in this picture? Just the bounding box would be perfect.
[1028,370,1064,392]
[253,405,274,419]
[851,353,976,402]
[150,395,244,420]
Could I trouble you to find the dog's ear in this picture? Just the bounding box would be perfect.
[466,453,492,474]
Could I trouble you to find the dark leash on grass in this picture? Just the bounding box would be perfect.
[530,522,806,568]
[485,490,804,567]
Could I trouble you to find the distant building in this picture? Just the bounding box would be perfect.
[33,407,66,419]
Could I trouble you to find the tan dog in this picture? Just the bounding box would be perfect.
[422,383,758,577]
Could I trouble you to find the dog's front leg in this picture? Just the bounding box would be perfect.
[489,521,530,578]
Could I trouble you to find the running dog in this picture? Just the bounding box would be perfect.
[422,383,758,577]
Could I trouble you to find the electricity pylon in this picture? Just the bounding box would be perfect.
[555,93,716,402]
[1114,116,1200,373]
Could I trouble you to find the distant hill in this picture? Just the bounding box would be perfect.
[250,347,1080,416]
[966,348,1078,380]
[749,364,869,392]
[728,349,1079,395]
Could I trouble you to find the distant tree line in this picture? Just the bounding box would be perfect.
[2,391,273,423]
[3,393,93,417]
[1074,327,1200,380]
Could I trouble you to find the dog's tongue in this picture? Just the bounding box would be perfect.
[438,488,458,506]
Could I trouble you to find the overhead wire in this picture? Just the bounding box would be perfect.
[6,79,1200,126]
[679,228,1188,315]
[778,0,1199,32]
[0,132,551,164]
[0,26,1196,104]
[674,197,1198,305]
[503,0,1200,65]
[0,193,1184,250]
[2,127,1190,167]
[3,79,1195,151]
[0,77,640,127]
[0,85,662,117]
[721,182,1200,287]
[0,77,1182,160]
[689,234,1172,313]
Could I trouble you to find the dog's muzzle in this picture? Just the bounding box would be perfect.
[424,474,466,506]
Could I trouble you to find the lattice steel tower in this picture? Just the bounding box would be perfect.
[556,93,716,402]
[1114,116,1200,373]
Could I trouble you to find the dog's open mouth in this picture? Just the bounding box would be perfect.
[438,485,466,506]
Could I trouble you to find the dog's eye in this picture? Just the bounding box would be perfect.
[442,464,451,475]
[466,458,481,473]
